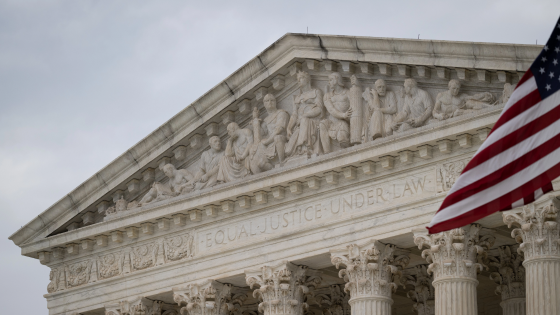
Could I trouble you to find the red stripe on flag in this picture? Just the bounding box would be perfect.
[428,168,558,234]
[440,130,560,211]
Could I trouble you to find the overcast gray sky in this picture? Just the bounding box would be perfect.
[1,1,559,313]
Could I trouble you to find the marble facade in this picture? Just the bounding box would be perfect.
[9,34,559,315]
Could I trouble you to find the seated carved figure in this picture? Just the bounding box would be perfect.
[217,122,253,183]
[363,79,397,141]
[285,71,324,157]
[392,78,434,133]
[320,72,351,153]
[432,79,495,120]
[139,164,194,205]
[249,94,289,173]
[193,136,224,190]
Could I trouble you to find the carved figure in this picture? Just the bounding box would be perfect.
[363,79,398,141]
[217,122,253,183]
[392,79,434,133]
[139,164,194,205]
[193,136,224,190]
[249,94,289,173]
[321,72,351,153]
[432,79,495,120]
[285,71,324,157]
[500,83,515,105]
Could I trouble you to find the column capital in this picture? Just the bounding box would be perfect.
[330,240,409,300]
[105,297,179,315]
[488,245,525,301]
[245,261,322,315]
[503,197,560,261]
[173,280,247,315]
[413,224,495,281]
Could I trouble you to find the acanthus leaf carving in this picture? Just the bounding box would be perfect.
[173,280,247,315]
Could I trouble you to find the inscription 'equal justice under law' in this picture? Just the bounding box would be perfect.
[199,172,433,249]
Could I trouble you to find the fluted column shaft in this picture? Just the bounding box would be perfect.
[433,278,477,315]
[348,296,392,315]
[524,258,560,315]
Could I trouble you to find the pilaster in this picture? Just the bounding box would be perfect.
[330,240,409,315]
[413,224,495,315]
[245,261,322,315]
[503,197,560,315]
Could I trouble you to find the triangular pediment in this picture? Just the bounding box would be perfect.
[10,33,540,260]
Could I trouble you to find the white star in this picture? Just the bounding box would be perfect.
[540,67,546,74]
[546,84,552,91]
[554,59,559,65]
[543,56,548,62]
[550,72,555,78]
[556,47,560,53]
[545,45,549,51]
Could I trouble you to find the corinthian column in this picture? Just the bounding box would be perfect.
[413,224,495,315]
[173,280,247,315]
[329,240,410,315]
[488,245,526,315]
[503,197,560,315]
[404,265,435,315]
[244,261,322,315]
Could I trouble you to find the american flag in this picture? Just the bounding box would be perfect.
[428,16,560,234]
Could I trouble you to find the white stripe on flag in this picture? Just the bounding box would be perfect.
[499,76,537,115]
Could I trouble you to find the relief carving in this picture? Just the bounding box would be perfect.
[315,285,350,315]
[285,71,324,157]
[139,164,195,205]
[193,136,225,190]
[97,252,123,280]
[48,232,195,293]
[488,245,525,301]
[433,79,495,121]
[404,265,435,315]
[163,233,194,262]
[173,280,247,315]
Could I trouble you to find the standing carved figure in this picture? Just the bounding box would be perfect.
[285,71,324,157]
[363,79,398,141]
[139,164,194,205]
[432,79,495,120]
[320,72,351,153]
[392,79,434,133]
[193,136,224,190]
[348,75,364,145]
[217,122,253,183]
[249,94,289,173]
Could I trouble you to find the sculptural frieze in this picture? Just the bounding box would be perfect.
[321,72,351,153]
[193,136,225,190]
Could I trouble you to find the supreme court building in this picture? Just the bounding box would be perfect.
[9,34,559,315]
